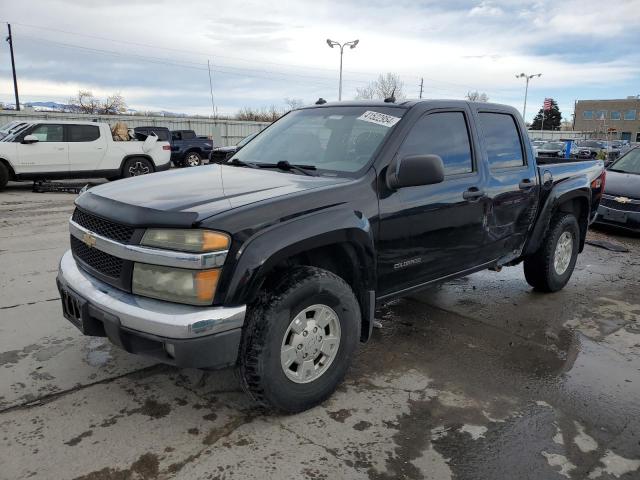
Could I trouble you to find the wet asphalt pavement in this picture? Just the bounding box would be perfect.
[1,181,639,480]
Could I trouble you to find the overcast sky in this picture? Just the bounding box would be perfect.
[1,0,639,121]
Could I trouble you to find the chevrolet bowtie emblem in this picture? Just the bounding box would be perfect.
[614,196,631,204]
[82,232,97,248]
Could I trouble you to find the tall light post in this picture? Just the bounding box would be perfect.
[515,72,541,122]
[326,39,359,101]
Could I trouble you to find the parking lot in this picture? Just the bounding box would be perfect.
[1,181,639,480]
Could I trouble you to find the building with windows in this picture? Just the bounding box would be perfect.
[573,97,640,142]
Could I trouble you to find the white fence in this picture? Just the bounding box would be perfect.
[527,130,594,141]
[0,111,271,147]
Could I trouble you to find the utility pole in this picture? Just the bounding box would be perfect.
[207,59,215,118]
[6,24,20,111]
[419,78,424,99]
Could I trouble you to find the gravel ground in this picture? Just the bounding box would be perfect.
[1,180,639,480]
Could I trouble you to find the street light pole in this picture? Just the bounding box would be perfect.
[515,72,541,122]
[326,39,359,101]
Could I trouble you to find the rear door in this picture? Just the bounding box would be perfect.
[16,124,68,173]
[377,106,491,296]
[66,124,106,171]
[475,110,539,260]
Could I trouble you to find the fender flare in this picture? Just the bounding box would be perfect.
[523,175,591,256]
[221,206,376,307]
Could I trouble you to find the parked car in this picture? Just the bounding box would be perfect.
[170,129,213,167]
[57,100,604,412]
[133,126,171,143]
[595,146,640,231]
[0,121,171,190]
[537,142,566,158]
[209,132,258,164]
[576,140,605,158]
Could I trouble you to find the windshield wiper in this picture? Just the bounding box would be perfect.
[227,158,260,169]
[259,160,317,176]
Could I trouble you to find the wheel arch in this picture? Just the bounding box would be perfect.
[0,157,17,180]
[220,208,376,341]
[524,177,591,256]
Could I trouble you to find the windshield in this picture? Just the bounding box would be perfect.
[231,106,405,174]
[580,141,603,148]
[610,148,640,175]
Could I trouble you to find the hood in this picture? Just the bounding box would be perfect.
[76,165,349,226]
[604,170,640,200]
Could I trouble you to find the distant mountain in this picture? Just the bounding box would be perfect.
[2,101,188,117]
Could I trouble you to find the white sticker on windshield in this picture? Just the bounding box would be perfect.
[357,110,401,128]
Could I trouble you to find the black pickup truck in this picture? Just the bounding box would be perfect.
[170,129,213,167]
[57,100,605,412]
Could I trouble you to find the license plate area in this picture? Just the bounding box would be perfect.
[604,209,627,224]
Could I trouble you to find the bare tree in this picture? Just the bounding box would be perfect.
[235,105,283,122]
[465,91,489,102]
[284,97,304,111]
[68,90,127,115]
[100,93,127,114]
[356,73,405,100]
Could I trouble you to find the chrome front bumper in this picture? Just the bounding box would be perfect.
[57,250,246,339]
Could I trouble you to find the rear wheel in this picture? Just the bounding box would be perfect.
[524,213,580,292]
[183,152,202,167]
[122,157,154,178]
[0,163,8,191]
[238,266,361,413]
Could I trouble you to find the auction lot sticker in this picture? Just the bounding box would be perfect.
[357,111,401,128]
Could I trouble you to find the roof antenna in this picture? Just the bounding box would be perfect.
[315,98,327,105]
[384,88,396,103]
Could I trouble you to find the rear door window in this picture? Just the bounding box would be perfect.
[68,125,100,142]
[478,113,525,169]
[398,111,474,176]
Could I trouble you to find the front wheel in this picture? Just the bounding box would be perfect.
[523,213,580,292]
[122,157,154,178]
[238,266,361,413]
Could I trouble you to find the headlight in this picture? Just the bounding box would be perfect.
[132,263,220,305]
[141,229,230,253]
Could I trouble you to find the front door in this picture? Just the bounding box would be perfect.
[16,124,68,174]
[377,108,490,297]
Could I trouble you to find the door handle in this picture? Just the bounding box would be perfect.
[57,147,65,151]
[462,187,485,200]
[519,179,534,190]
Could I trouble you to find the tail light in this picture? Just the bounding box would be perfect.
[591,170,605,190]
[162,145,171,150]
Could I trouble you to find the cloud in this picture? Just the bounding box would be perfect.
[0,0,638,121]
[468,1,504,17]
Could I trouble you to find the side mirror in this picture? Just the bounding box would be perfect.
[22,134,39,144]
[387,154,445,189]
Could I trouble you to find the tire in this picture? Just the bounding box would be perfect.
[523,213,580,292]
[238,266,361,413]
[122,157,154,178]
[183,152,202,167]
[0,163,8,191]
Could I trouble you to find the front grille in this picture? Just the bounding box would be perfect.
[601,196,640,213]
[72,208,135,244]
[71,236,123,279]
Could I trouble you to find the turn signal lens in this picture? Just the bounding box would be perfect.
[141,229,230,253]
[195,269,220,302]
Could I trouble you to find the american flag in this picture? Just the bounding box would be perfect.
[543,98,553,111]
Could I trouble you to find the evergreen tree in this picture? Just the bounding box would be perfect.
[530,99,562,130]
